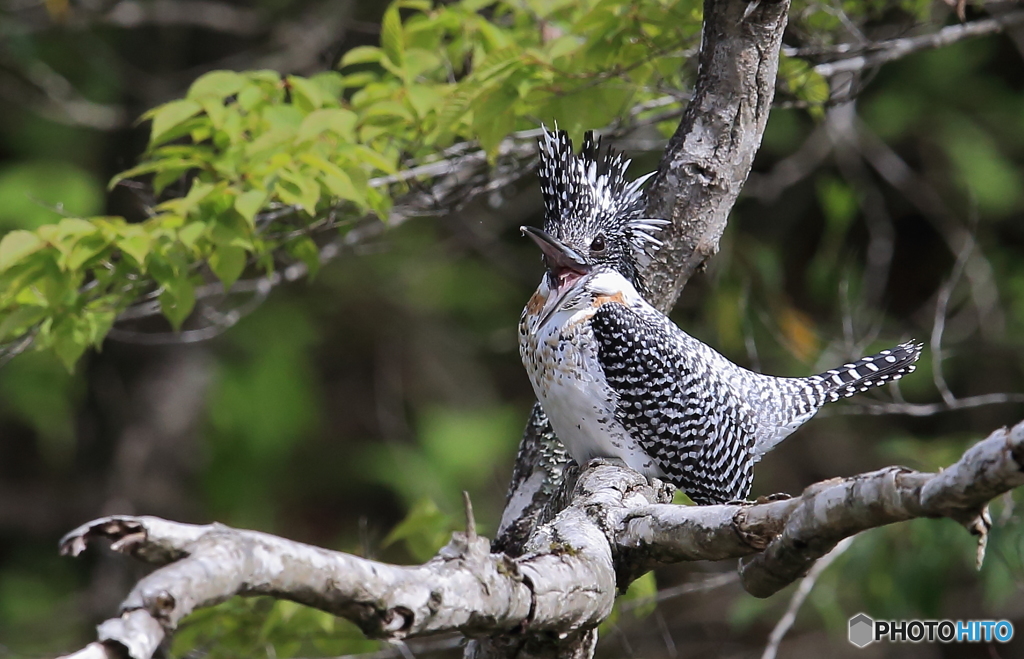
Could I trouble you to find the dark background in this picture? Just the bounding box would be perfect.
[2,1,1024,657]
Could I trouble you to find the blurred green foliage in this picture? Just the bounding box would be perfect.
[171,597,380,659]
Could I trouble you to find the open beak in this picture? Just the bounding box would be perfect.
[520,226,591,281]
[521,226,591,326]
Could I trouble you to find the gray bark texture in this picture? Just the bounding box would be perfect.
[57,2,1024,659]
[60,420,1024,659]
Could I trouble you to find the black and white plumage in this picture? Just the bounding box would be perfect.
[536,128,667,298]
[519,128,922,504]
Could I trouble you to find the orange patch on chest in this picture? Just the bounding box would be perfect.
[526,291,546,315]
[593,291,626,307]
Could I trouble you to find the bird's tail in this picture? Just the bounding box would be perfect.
[810,341,923,404]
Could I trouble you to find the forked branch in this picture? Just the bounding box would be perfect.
[60,419,1024,659]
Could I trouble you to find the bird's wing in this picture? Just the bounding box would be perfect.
[589,302,756,504]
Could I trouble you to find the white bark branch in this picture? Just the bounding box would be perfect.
[59,420,1024,659]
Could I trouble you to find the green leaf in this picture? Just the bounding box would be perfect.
[159,276,196,331]
[296,108,358,143]
[287,236,320,280]
[299,154,368,208]
[83,305,117,348]
[473,85,518,154]
[188,70,246,100]
[210,215,254,250]
[381,5,406,71]
[178,222,207,249]
[198,97,227,129]
[382,498,453,562]
[286,75,324,112]
[406,84,445,119]
[109,157,204,191]
[234,189,268,225]
[0,230,45,273]
[148,99,203,147]
[276,166,322,215]
[51,315,89,372]
[350,145,398,175]
[209,244,247,289]
[63,232,109,271]
[362,100,415,123]
[340,46,384,67]
[0,305,47,342]
[117,228,152,267]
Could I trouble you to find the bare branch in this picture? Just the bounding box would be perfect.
[834,392,1024,417]
[102,1,266,35]
[644,0,791,310]
[60,419,1024,659]
[804,10,1024,77]
[59,464,670,659]
[931,232,976,407]
[760,537,853,659]
[0,52,127,129]
[615,420,1024,597]
[737,420,1024,595]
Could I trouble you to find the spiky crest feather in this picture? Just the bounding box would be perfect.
[536,127,667,295]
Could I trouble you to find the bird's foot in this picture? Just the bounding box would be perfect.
[752,492,793,504]
[723,492,792,506]
[584,457,630,470]
[649,477,676,504]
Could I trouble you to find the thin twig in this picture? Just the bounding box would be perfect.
[760,537,854,659]
[463,492,477,543]
[932,233,975,407]
[807,10,1024,77]
[619,572,738,611]
[834,393,1024,417]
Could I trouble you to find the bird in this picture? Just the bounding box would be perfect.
[518,127,922,505]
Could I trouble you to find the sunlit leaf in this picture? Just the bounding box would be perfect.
[209,245,247,290]
[188,70,246,101]
[0,231,44,273]
[148,99,204,147]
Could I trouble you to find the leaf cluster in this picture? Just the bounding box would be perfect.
[0,0,854,370]
[0,0,710,370]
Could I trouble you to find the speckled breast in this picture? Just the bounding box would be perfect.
[517,290,662,476]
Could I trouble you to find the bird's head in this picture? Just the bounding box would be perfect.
[522,127,667,299]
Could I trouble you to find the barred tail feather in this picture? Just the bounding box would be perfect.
[811,341,923,403]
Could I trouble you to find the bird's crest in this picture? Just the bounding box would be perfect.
[536,127,667,270]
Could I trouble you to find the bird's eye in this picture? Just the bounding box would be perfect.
[590,234,606,252]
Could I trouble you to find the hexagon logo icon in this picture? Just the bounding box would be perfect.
[849,613,875,648]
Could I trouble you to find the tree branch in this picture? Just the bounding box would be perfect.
[804,10,1024,78]
[644,0,790,310]
[620,420,1024,597]
[60,419,1024,659]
